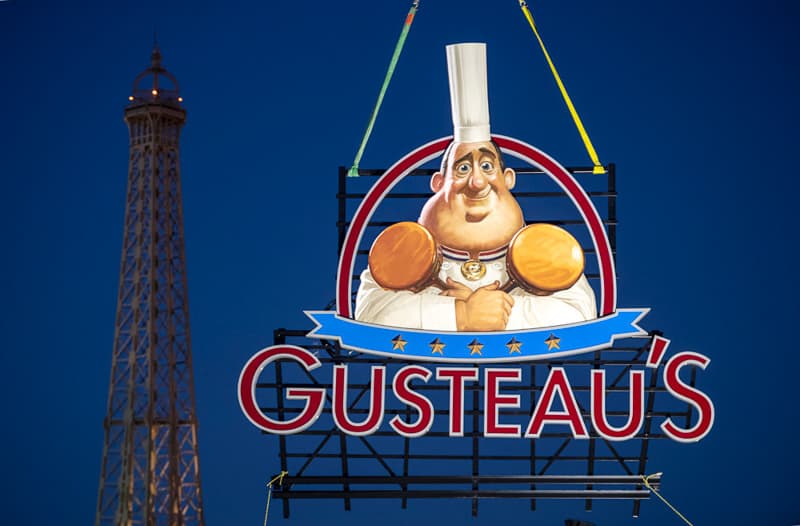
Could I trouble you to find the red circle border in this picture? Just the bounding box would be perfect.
[336,135,616,318]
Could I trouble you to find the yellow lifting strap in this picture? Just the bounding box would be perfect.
[641,473,695,526]
[518,1,606,174]
[262,471,288,526]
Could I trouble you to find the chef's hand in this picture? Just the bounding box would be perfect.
[439,277,472,301]
[454,281,514,331]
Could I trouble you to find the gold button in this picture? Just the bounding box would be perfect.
[460,259,487,281]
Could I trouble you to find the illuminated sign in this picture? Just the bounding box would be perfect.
[238,43,713,446]
[239,344,713,442]
[238,136,714,444]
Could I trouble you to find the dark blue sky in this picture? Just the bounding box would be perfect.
[2,0,799,524]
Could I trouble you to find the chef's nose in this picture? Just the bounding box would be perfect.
[468,166,488,191]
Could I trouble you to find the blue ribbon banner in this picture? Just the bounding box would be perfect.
[305,309,649,363]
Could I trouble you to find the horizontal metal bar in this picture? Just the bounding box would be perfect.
[339,220,618,228]
[284,453,643,462]
[258,384,667,392]
[344,166,606,177]
[352,273,606,280]
[274,329,312,338]
[263,429,671,439]
[271,344,654,354]
[275,489,650,500]
[257,357,655,367]
[261,353,656,364]
[283,475,657,485]
[354,248,615,256]
[256,406,686,419]
[339,191,616,199]
[104,419,198,425]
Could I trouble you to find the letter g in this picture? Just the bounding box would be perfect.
[238,345,326,434]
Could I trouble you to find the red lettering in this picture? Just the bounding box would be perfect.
[661,352,715,442]
[526,367,588,438]
[240,350,714,443]
[436,368,479,436]
[484,368,522,437]
[238,345,325,434]
[590,369,644,440]
[332,365,386,436]
[390,365,434,437]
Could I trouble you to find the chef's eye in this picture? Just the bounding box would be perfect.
[456,162,471,176]
[480,161,494,172]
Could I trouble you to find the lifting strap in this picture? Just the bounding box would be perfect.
[348,1,420,178]
[641,473,695,525]
[262,471,288,526]
[518,1,606,174]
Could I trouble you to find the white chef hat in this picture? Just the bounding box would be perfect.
[446,42,490,143]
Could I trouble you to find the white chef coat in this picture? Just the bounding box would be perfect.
[354,249,597,331]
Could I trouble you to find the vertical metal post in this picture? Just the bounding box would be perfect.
[529,363,537,511]
[402,404,410,509]
[471,378,480,517]
[607,163,617,257]
[338,166,348,255]
[586,350,601,511]
[340,430,352,511]
[273,329,291,519]
[633,335,659,518]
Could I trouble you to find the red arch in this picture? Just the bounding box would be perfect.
[336,135,616,318]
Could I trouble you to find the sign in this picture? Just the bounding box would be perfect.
[238,43,713,447]
[238,135,714,444]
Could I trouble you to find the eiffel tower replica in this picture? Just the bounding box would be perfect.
[95,44,205,526]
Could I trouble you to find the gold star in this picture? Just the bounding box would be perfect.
[467,338,484,355]
[391,335,407,352]
[506,337,523,354]
[429,337,445,355]
[544,333,561,351]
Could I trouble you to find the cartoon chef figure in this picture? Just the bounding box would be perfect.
[355,43,596,332]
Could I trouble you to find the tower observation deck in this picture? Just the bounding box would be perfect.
[95,45,205,526]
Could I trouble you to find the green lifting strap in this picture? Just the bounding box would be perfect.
[348,0,420,178]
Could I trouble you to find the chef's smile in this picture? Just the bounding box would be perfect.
[465,187,491,202]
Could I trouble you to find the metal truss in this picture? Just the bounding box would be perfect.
[255,161,702,517]
[95,46,204,526]
[263,330,691,517]
[337,162,617,290]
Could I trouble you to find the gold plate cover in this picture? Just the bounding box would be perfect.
[506,223,584,293]
[369,222,441,291]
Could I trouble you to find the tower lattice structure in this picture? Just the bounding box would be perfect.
[96,45,205,526]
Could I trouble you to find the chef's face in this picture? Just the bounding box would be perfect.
[419,141,524,252]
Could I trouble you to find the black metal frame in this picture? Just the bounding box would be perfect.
[259,162,698,518]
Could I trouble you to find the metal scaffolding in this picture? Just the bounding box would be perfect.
[95,45,204,526]
[257,162,699,517]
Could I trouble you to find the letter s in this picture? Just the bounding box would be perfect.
[661,351,715,442]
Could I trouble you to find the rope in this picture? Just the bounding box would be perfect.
[641,473,694,526]
[262,471,288,526]
[517,1,606,175]
[348,0,420,178]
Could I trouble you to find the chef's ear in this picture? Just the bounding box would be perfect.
[504,167,516,190]
[431,172,444,192]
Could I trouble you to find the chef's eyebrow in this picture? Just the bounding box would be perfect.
[478,147,497,159]
[453,151,472,167]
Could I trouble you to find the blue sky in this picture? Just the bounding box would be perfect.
[1,0,798,524]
